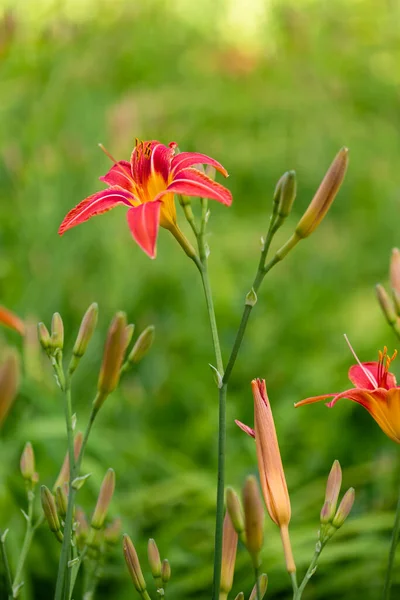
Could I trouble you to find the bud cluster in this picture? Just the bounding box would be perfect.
[319,461,355,545]
[123,535,171,597]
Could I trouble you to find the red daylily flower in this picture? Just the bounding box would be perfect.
[59,140,232,258]
[295,344,400,443]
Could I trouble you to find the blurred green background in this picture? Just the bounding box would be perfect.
[1,0,400,598]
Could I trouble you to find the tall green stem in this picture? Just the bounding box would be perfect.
[293,548,321,600]
[1,531,14,600]
[12,491,35,596]
[383,469,400,600]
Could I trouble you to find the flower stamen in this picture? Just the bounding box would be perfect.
[344,334,378,388]
[377,347,397,387]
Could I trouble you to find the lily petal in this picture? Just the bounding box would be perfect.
[126,201,162,259]
[348,362,396,390]
[59,188,135,235]
[171,152,228,177]
[235,419,255,438]
[130,141,173,187]
[167,168,233,206]
[99,161,134,190]
[294,393,339,408]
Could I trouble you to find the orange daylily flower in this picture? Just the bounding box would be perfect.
[295,343,400,443]
[59,140,232,258]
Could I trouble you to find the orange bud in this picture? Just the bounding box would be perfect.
[0,306,24,336]
[243,476,264,566]
[161,559,171,585]
[295,147,348,239]
[53,431,83,491]
[251,379,295,573]
[50,312,64,350]
[220,513,238,596]
[127,325,155,365]
[376,284,397,326]
[323,460,342,522]
[123,535,147,593]
[332,488,355,528]
[104,517,122,546]
[91,468,116,529]
[391,248,400,299]
[95,312,127,409]
[69,303,98,374]
[0,349,20,428]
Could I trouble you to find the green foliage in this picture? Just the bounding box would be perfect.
[1,0,400,598]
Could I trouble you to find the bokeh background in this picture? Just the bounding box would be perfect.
[1,0,400,598]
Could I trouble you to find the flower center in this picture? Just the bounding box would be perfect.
[377,346,397,387]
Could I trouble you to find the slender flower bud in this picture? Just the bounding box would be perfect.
[332,488,355,528]
[274,170,297,219]
[226,487,245,536]
[91,468,116,529]
[376,284,397,326]
[127,325,155,364]
[104,517,122,546]
[295,147,348,238]
[124,324,135,349]
[161,559,171,585]
[20,442,36,482]
[251,379,295,573]
[320,500,333,525]
[249,573,268,600]
[95,312,127,410]
[38,322,52,352]
[391,248,400,299]
[53,431,83,491]
[243,476,264,566]
[148,538,162,586]
[220,512,238,597]
[55,484,68,520]
[75,507,89,545]
[41,486,63,542]
[322,460,342,522]
[51,312,64,350]
[233,594,244,600]
[123,535,147,593]
[0,350,20,428]
[72,303,98,359]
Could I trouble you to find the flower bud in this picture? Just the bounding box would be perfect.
[71,302,98,360]
[391,248,400,298]
[332,488,355,528]
[51,312,64,350]
[233,594,244,600]
[274,170,297,219]
[243,476,264,566]
[75,507,89,546]
[20,442,36,483]
[55,484,68,520]
[226,487,245,536]
[127,325,155,364]
[245,288,257,307]
[53,431,83,491]
[124,324,135,349]
[38,322,51,352]
[123,535,147,593]
[320,500,332,525]
[104,517,122,546]
[161,559,171,585]
[95,312,127,410]
[220,512,238,596]
[91,468,115,529]
[249,573,268,600]
[0,350,20,428]
[322,460,342,523]
[41,485,63,542]
[148,538,162,585]
[376,284,397,326]
[295,147,348,239]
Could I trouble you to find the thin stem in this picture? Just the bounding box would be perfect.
[12,489,35,596]
[1,531,14,600]
[383,468,400,600]
[290,572,298,598]
[294,547,322,600]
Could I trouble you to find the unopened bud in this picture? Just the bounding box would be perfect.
[249,573,268,600]
[323,460,342,522]
[91,468,115,529]
[376,284,397,326]
[55,484,68,520]
[320,500,332,525]
[295,147,348,239]
[51,313,64,350]
[127,325,155,364]
[37,322,51,351]
[243,476,264,566]
[95,312,128,410]
[274,170,297,219]
[41,486,63,542]
[233,594,244,600]
[226,487,245,536]
[391,248,400,299]
[161,559,171,585]
[220,512,238,596]
[20,442,36,483]
[75,507,89,545]
[71,303,98,361]
[332,488,355,528]
[0,350,20,428]
[104,517,122,546]
[148,538,162,585]
[53,431,83,491]
[245,288,257,307]
[123,535,147,593]
[124,324,135,350]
